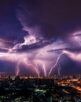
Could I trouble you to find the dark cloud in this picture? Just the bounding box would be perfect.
[0,0,27,42]
[17,0,81,39]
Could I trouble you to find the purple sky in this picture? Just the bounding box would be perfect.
[0,0,81,76]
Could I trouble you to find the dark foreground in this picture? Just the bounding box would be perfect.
[0,76,81,102]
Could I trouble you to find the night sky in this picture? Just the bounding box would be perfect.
[0,0,81,76]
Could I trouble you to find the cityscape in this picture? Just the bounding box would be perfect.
[0,0,81,102]
[0,75,81,102]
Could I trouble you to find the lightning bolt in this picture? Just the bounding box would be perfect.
[48,53,64,76]
[42,63,47,77]
[16,62,20,76]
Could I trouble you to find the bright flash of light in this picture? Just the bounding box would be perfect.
[63,50,81,62]
[0,35,70,77]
